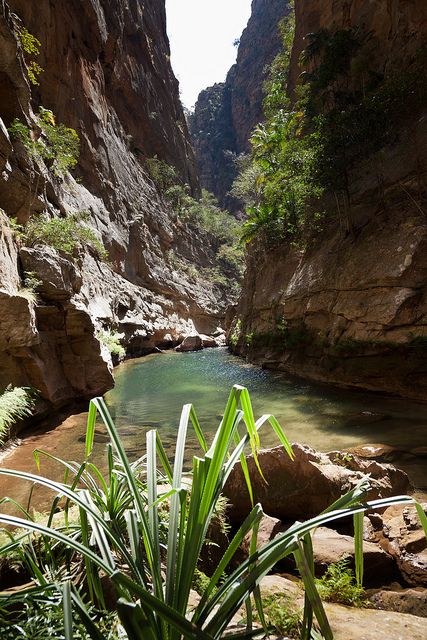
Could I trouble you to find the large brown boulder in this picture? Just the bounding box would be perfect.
[176,334,203,352]
[200,334,217,348]
[223,444,410,524]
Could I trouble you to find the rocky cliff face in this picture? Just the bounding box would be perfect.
[0,0,227,416]
[189,0,289,209]
[232,0,427,400]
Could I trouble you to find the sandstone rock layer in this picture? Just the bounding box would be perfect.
[231,0,427,399]
[0,1,228,415]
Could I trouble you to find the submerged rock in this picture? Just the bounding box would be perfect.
[346,443,401,462]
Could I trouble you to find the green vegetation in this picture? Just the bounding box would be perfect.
[5,216,23,239]
[18,27,41,56]
[178,189,242,247]
[23,211,108,260]
[16,285,38,304]
[147,156,244,295]
[8,107,80,175]
[228,318,242,348]
[330,337,398,355]
[14,271,43,304]
[23,271,42,292]
[98,329,126,358]
[18,27,44,85]
[250,593,302,638]
[0,597,120,640]
[0,387,426,639]
[146,156,178,192]
[235,2,427,246]
[316,557,368,607]
[236,323,312,352]
[0,386,37,444]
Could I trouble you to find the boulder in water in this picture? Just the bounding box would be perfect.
[175,334,203,352]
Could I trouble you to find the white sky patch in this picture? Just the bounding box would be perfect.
[166,0,253,109]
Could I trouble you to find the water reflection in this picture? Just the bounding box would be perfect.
[107,348,427,462]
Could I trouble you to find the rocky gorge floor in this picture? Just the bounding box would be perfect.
[219,443,427,636]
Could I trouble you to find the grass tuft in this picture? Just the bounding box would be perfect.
[0,386,37,444]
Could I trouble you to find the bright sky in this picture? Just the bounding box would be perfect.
[166,0,253,109]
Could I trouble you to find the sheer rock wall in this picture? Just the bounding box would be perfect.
[189,0,289,209]
[232,0,427,400]
[0,0,225,415]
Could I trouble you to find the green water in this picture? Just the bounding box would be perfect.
[105,348,427,493]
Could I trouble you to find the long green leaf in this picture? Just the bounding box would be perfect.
[85,400,98,457]
[0,513,111,575]
[194,505,264,623]
[88,398,163,591]
[156,431,173,481]
[353,511,364,587]
[294,540,332,640]
[63,581,73,640]
[117,599,158,640]
[147,429,162,609]
[166,403,190,608]
[71,590,107,640]
[112,572,215,640]
[299,533,314,640]
[415,502,427,537]
[0,467,129,560]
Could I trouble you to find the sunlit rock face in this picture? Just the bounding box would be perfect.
[232,0,427,400]
[189,0,290,209]
[0,0,226,414]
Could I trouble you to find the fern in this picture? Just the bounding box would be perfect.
[0,387,37,444]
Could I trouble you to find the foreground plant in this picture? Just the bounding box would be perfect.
[0,386,426,639]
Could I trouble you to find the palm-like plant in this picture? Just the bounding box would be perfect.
[0,385,426,639]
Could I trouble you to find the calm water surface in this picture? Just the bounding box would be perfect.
[2,348,427,509]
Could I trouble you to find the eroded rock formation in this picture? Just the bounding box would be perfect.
[0,1,227,415]
[231,0,427,399]
[189,0,289,209]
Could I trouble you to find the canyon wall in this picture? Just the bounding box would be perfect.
[0,0,226,415]
[189,0,289,209]
[232,0,427,400]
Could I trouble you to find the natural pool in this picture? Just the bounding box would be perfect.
[2,347,427,509]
